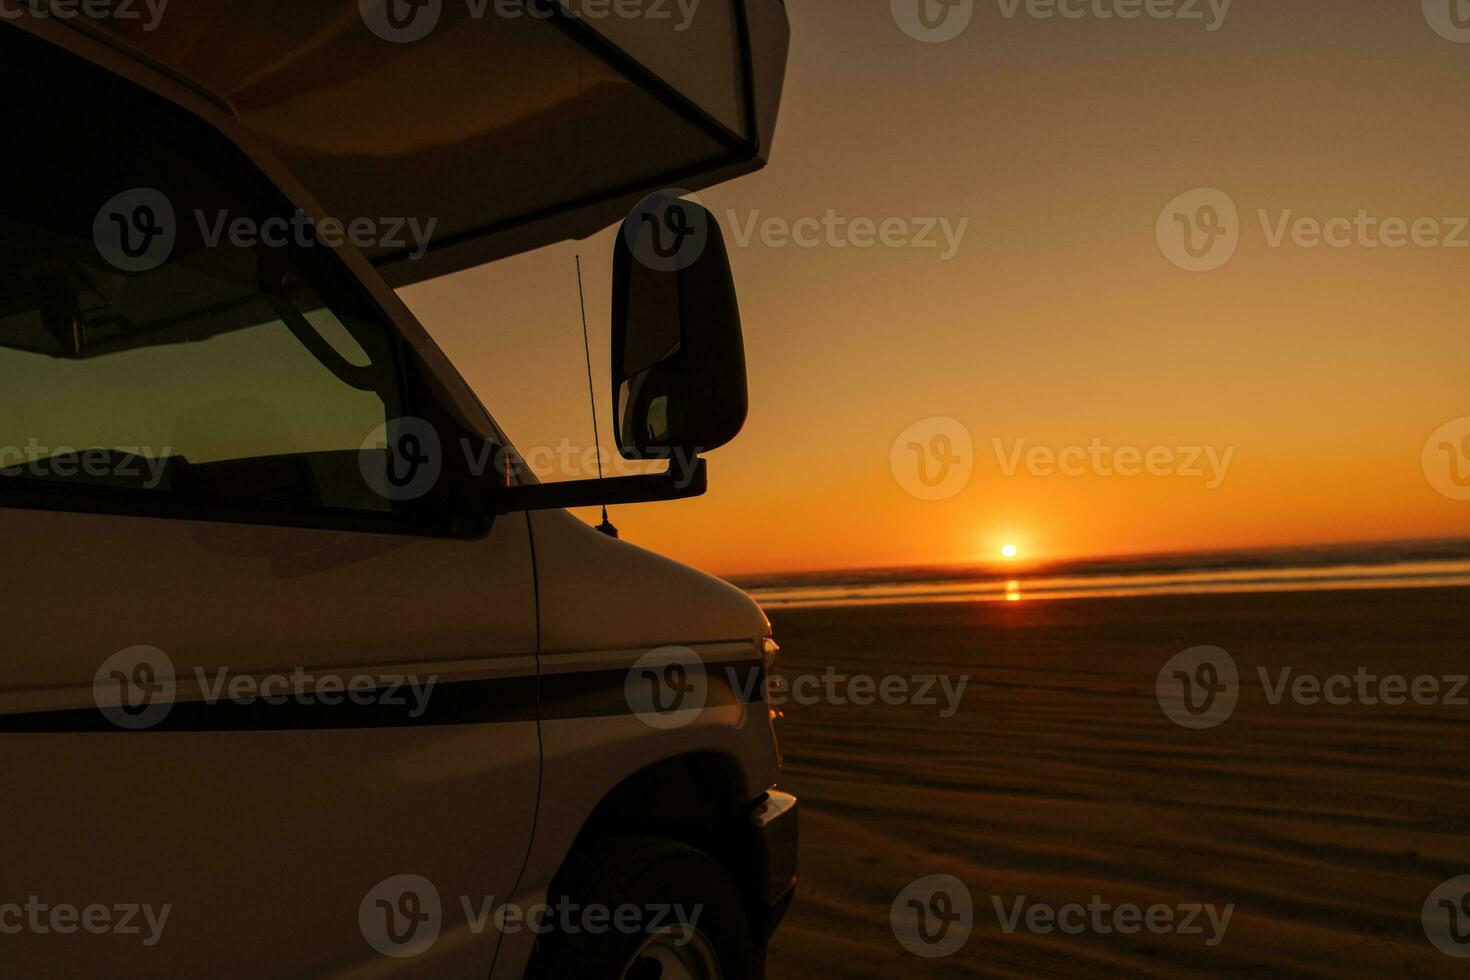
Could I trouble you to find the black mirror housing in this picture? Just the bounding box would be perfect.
[612,194,748,461]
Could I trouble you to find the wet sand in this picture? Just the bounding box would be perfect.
[762,587,1470,978]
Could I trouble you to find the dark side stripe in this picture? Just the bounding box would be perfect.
[0,660,766,733]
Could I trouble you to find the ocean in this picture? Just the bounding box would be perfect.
[729,538,1470,608]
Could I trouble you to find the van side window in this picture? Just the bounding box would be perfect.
[0,31,409,521]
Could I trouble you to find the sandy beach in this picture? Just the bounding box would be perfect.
[762,587,1470,978]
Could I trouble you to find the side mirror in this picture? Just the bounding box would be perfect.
[493,195,746,516]
[612,194,748,461]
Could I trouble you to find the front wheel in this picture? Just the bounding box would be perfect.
[528,836,754,980]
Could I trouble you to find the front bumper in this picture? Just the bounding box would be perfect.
[749,789,798,934]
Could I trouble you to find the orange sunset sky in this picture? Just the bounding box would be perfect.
[403,0,1470,576]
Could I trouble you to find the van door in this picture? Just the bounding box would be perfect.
[0,28,538,977]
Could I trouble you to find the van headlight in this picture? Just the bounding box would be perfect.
[761,636,786,765]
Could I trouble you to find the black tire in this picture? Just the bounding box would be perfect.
[527,836,755,980]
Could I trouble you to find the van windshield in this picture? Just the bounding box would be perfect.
[0,27,405,514]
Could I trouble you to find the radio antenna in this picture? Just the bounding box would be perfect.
[577,255,618,538]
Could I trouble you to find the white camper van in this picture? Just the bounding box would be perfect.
[0,3,794,978]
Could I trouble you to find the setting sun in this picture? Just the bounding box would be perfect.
[1001,544,1020,559]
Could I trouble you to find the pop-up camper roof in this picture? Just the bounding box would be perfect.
[77,0,789,285]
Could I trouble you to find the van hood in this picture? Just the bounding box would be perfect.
[526,508,769,654]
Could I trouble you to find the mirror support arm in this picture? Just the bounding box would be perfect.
[493,458,707,514]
